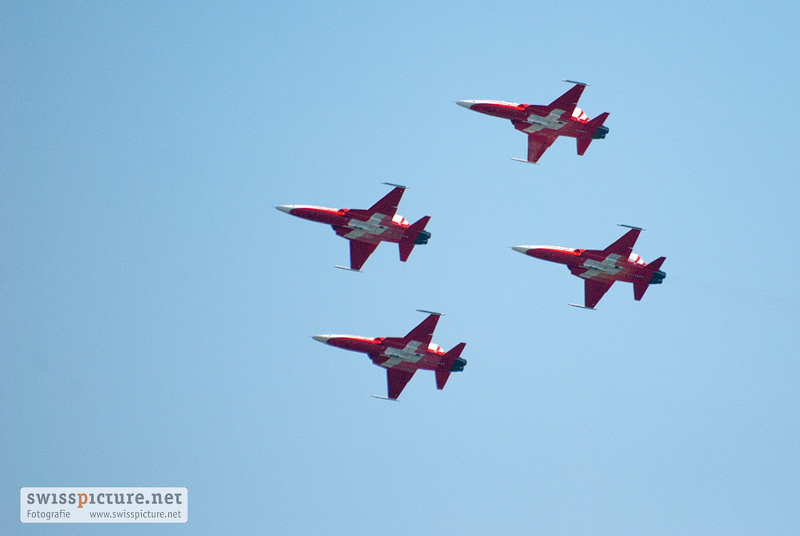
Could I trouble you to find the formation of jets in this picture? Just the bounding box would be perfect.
[278,80,667,400]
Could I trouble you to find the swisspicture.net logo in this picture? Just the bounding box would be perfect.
[21,487,188,523]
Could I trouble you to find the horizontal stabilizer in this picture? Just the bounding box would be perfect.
[634,257,666,301]
[576,137,592,156]
[435,370,450,390]
[398,242,414,263]
[399,215,431,262]
[437,342,467,390]
[406,216,431,238]
[647,256,666,273]
[633,281,649,301]
[587,112,610,126]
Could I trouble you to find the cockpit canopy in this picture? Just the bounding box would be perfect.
[571,107,589,123]
[629,253,645,265]
[392,214,409,226]
[428,343,442,354]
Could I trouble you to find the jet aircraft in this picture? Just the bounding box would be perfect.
[276,183,431,271]
[457,80,610,164]
[313,310,467,400]
[512,225,666,309]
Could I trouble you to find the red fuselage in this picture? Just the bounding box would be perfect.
[513,245,665,286]
[276,205,414,245]
[457,100,608,140]
[312,335,466,374]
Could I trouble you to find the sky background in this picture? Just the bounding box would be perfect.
[2,1,799,534]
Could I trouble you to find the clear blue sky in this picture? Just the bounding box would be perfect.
[3,2,799,534]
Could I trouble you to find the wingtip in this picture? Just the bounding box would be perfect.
[371,395,397,401]
[334,265,362,272]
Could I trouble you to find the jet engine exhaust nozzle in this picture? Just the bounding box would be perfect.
[649,270,666,285]
[592,125,610,139]
[450,357,467,372]
[414,230,431,245]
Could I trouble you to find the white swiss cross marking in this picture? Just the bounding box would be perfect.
[579,254,623,278]
[345,213,390,240]
[379,341,425,368]
[523,109,568,133]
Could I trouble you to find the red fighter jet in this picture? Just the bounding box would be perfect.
[457,80,610,164]
[313,310,467,400]
[276,183,431,271]
[512,225,666,309]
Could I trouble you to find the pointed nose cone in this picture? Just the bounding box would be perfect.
[275,205,293,214]
[456,100,476,109]
[511,246,529,254]
[312,335,332,344]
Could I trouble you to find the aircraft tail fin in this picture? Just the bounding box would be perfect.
[435,370,451,391]
[576,137,592,156]
[633,256,667,301]
[398,242,413,262]
[436,342,467,390]
[577,112,610,156]
[587,112,610,129]
[399,215,431,262]
[633,280,649,302]
[647,256,666,273]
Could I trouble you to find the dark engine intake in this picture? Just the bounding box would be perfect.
[413,230,431,245]
[649,270,666,285]
[592,125,610,139]
[450,357,467,372]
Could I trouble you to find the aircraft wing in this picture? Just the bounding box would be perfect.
[387,368,416,400]
[400,312,440,348]
[526,132,558,163]
[602,228,641,257]
[349,240,379,271]
[584,279,614,309]
[381,311,440,350]
[367,185,405,218]
[547,82,587,120]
